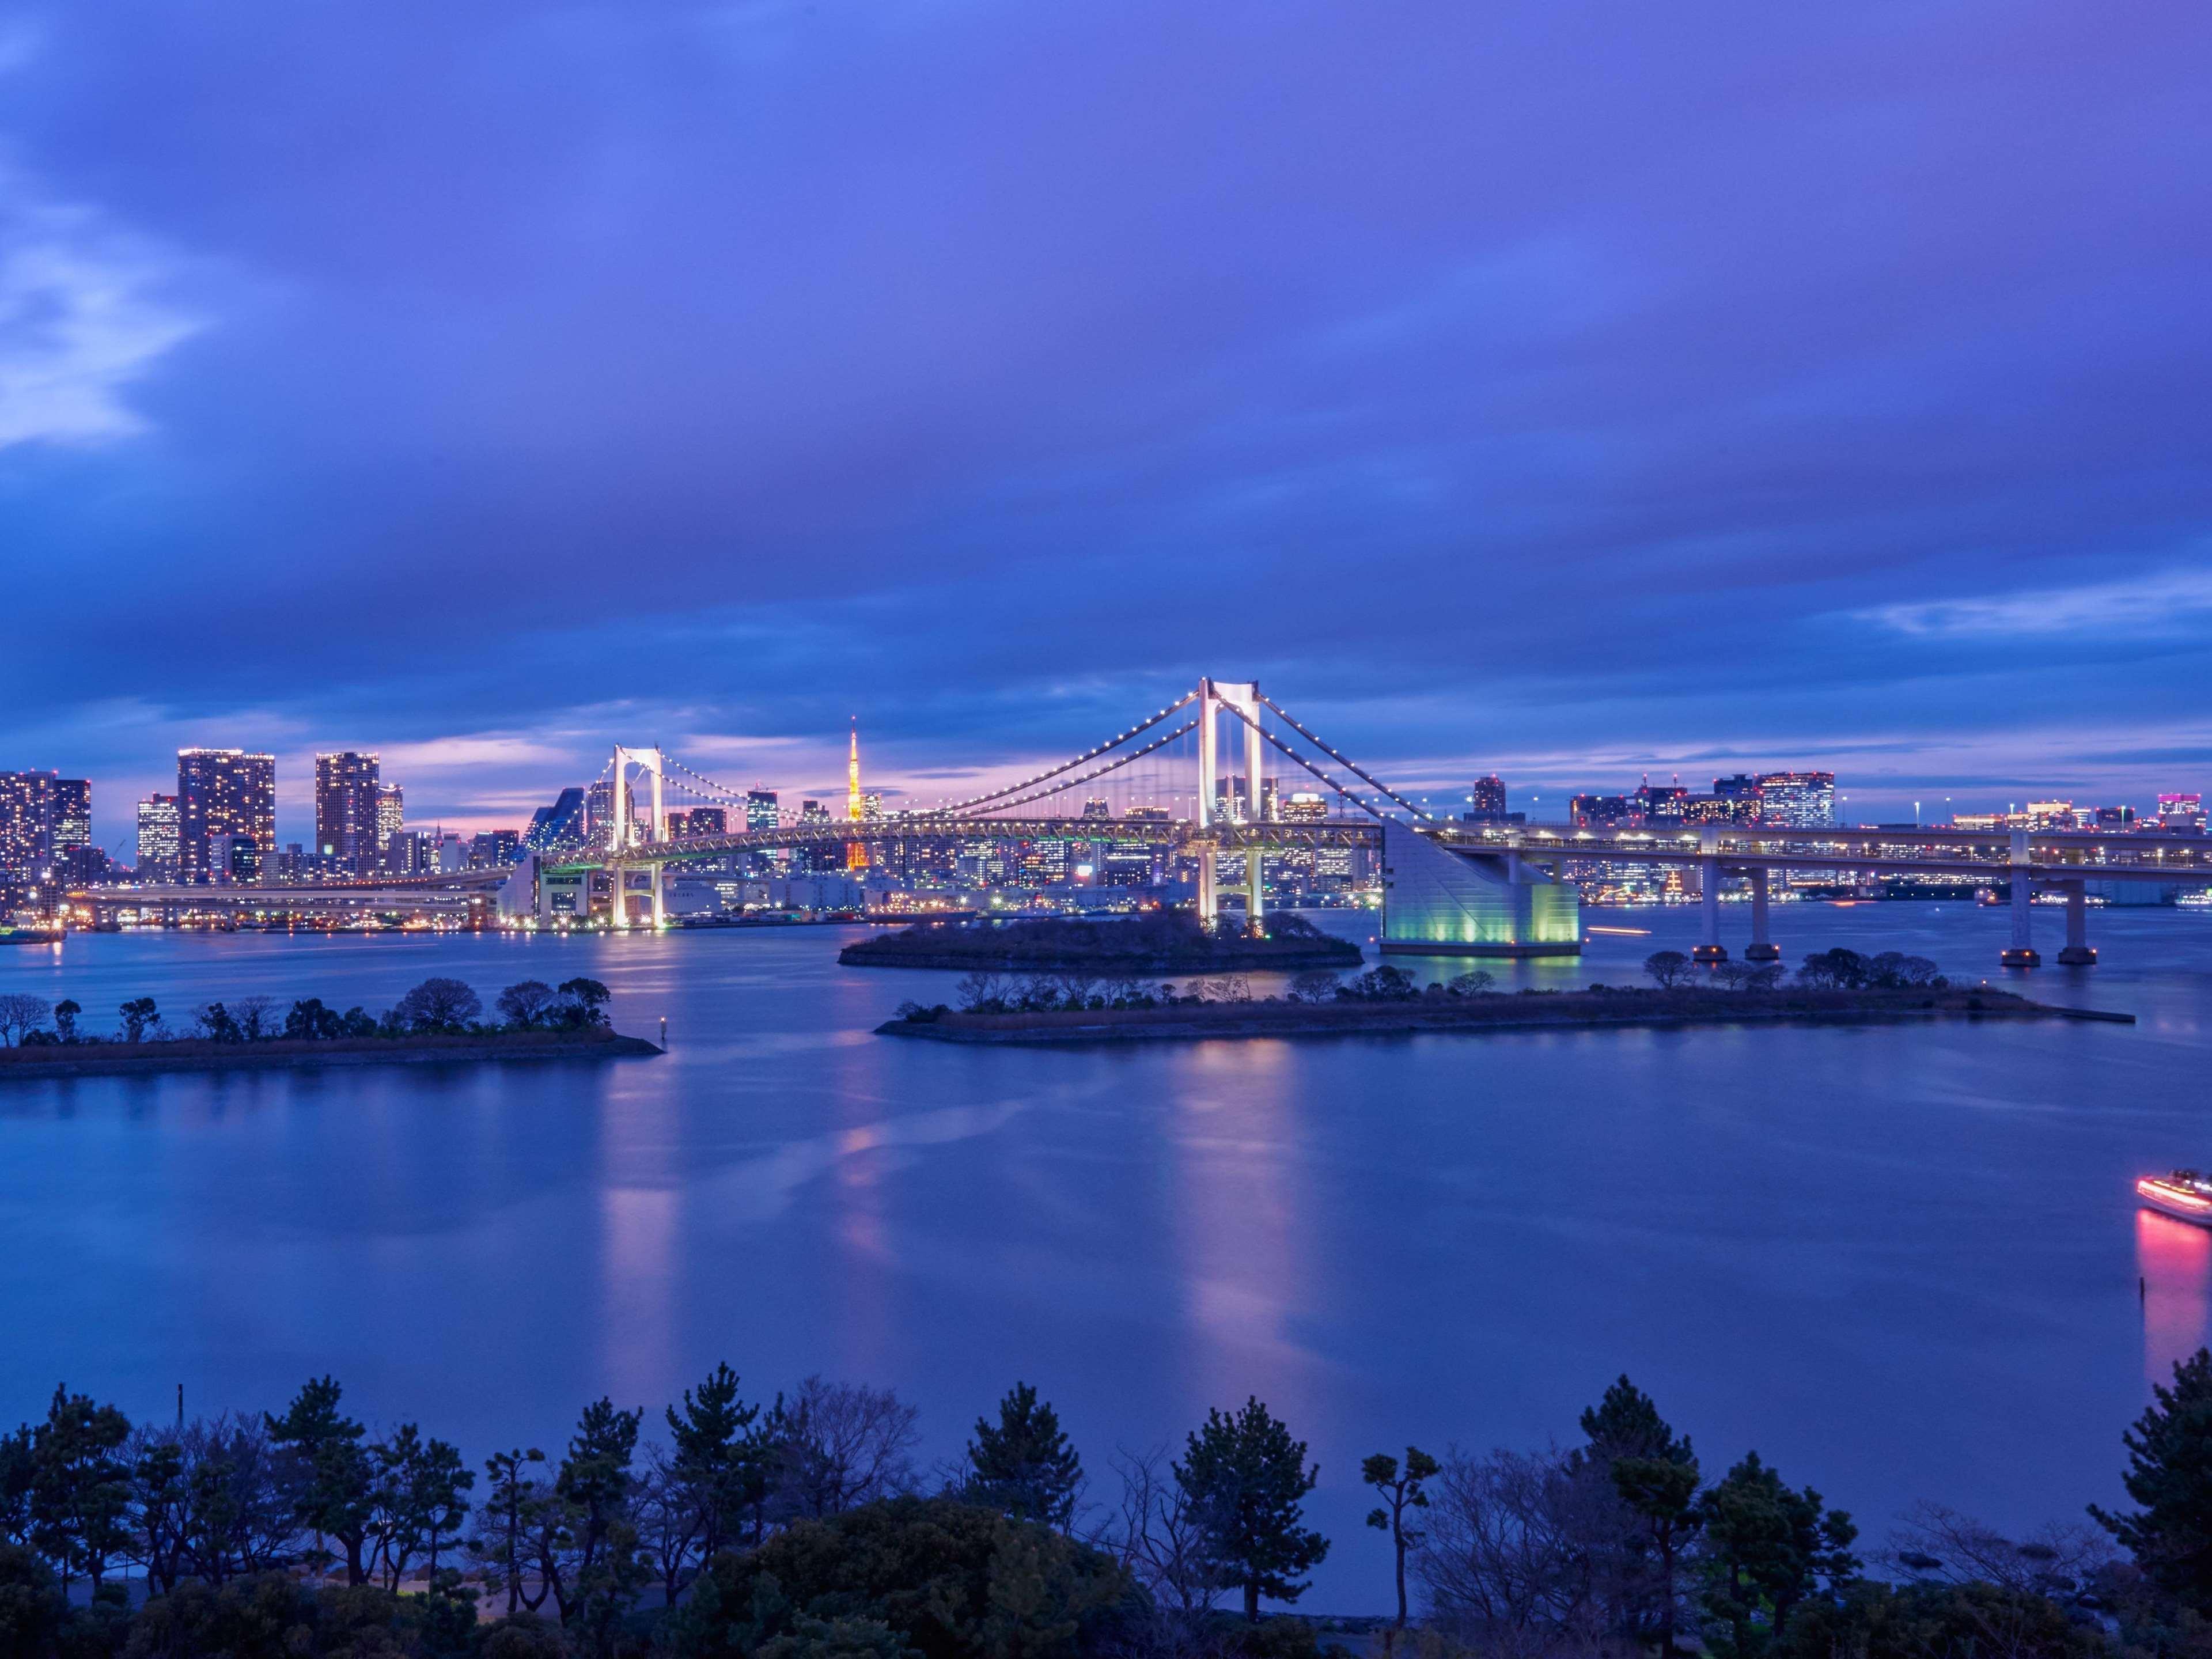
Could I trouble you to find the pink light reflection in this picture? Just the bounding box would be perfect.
[2138,1207,2212,1390]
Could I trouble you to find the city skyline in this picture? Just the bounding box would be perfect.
[2,3,2208,831]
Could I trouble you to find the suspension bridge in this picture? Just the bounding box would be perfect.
[70,677,2212,966]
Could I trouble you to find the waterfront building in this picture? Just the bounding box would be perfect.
[376,784,405,861]
[177,749,275,884]
[52,779,90,869]
[136,793,180,882]
[2027,800,2075,830]
[469,829,520,868]
[1467,774,1508,821]
[204,831,260,885]
[0,771,56,882]
[315,751,382,873]
[524,787,587,851]
[1570,793,1635,828]
[1753,771,1837,829]
[2159,793,2205,831]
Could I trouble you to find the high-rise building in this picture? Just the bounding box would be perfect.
[137,794,180,882]
[746,790,779,833]
[315,752,382,873]
[2159,793,2205,831]
[52,779,90,866]
[176,749,275,884]
[1468,775,1508,821]
[1753,771,1837,830]
[525,787,587,851]
[685,806,727,835]
[1281,791,1328,824]
[0,771,56,882]
[376,784,405,863]
[469,830,520,869]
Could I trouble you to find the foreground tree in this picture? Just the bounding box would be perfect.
[1698,1452,1859,1659]
[2093,1346,2212,1610]
[28,1387,132,1596]
[266,1376,375,1584]
[1362,1446,1437,1633]
[1175,1397,1328,1622]
[766,1378,921,1524]
[967,1384,1083,1531]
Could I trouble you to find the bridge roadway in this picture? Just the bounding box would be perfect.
[66,816,2211,964]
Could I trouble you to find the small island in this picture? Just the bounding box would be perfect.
[0,975,661,1081]
[877,947,2134,1046]
[839,910,1363,974]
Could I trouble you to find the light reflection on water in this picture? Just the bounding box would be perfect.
[2138,1209,2211,1389]
[3,904,2212,1609]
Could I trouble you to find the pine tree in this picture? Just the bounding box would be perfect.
[967,1384,1082,1531]
[2093,1346,2212,1609]
[1175,1397,1328,1622]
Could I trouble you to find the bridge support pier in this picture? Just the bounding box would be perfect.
[1692,838,1727,962]
[1196,846,1217,928]
[1245,845,1264,932]
[2057,878,2096,965]
[1744,868,1780,961]
[2000,831,2040,967]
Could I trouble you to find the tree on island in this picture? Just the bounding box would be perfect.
[1644,951,1692,990]
[1175,1397,1328,1622]
[117,997,160,1042]
[393,978,484,1033]
[556,978,612,1028]
[965,1382,1083,1531]
[497,980,563,1029]
[0,993,50,1047]
[1363,1445,1438,1633]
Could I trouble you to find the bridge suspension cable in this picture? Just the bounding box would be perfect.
[964,718,1199,819]
[1256,692,1433,821]
[928,692,1198,816]
[1222,707,1399,824]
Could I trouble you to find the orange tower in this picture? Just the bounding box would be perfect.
[846,719,868,871]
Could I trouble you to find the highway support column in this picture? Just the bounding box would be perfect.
[1745,866,1780,961]
[1692,826,1727,963]
[2000,830,2040,967]
[2057,878,2096,965]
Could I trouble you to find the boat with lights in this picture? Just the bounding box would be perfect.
[2138,1171,2212,1225]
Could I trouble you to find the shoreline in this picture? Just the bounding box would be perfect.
[877,987,2134,1046]
[836,944,1363,972]
[0,1028,662,1081]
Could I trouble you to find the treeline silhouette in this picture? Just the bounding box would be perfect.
[6,1353,2210,1659]
[0,977,614,1049]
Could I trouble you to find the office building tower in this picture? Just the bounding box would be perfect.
[376,785,405,862]
[52,779,90,865]
[1753,771,1838,830]
[1469,775,1508,821]
[137,794,180,882]
[0,771,56,882]
[205,831,260,885]
[525,787,587,851]
[686,807,727,835]
[1281,791,1328,824]
[177,749,275,884]
[746,790,779,833]
[315,752,382,873]
[469,830,520,869]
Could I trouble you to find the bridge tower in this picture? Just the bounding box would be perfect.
[1196,679,1266,930]
[609,746,668,929]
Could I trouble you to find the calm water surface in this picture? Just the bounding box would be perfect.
[2,902,2208,1608]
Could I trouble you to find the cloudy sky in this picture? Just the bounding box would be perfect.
[3,1,2207,845]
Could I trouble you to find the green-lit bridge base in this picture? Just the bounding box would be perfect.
[1376,821,1582,959]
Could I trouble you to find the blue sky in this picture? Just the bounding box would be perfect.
[3,1,2209,845]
